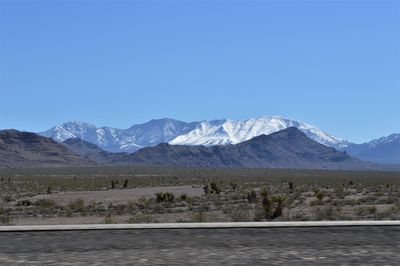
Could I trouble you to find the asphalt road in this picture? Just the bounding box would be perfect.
[0,226,399,265]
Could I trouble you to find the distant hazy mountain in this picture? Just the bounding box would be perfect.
[126,127,376,170]
[0,130,93,168]
[344,134,400,164]
[40,116,349,152]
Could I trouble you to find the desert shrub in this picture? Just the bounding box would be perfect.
[314,189,325,203]
[260,188,272,218]
[368,205,377,218]
[315,206,336,220]
[104,213,114,224]
[210,182,221,194]
[384,196,398,204]
[271,195,286,219]
[33,199,58,214]
[179,193,188,201]
[127,201,138,212]
[230,182,238,191]
[68,199,85,212]
[3,195,13,202]
[253,208,265,221]
[203,184,209,194]
[192,211,207,222]
[0,214,11,225]
[310,199,321,206]
[33,199,57,209]
[247,190,257,203]
[376,206,396,220]
[331,199,344,207]
[128,213,153,223]
[227,208,249,222]
[86,201,105,213]
[344,198,359,206]
[203,182,221,195]
[136,197,150,209]
[360,195,378,204]
[356,206,368,216]
[288,182,294,193]
[334,186,345,199]
[114,204,126,215]
[163,192,174,203]
[191,203,210,222]
[16,199,32,206]
[155,192,175,203]
[150,203,164,213]
[155,192,163,203]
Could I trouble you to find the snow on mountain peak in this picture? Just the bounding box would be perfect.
[39,116,350,153]
[368,133,400,148]
[169,116,349,148]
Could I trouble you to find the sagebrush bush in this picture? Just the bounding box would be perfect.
[155,192,175,203]
[34,199,57,209]
[67,199,85,212]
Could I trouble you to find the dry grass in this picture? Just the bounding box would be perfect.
[1,166,400,225]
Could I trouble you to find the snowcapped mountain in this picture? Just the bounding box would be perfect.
[40,119,198,152]
[367,133,400,148]
[343,133,400,164]
[39,116,350,153]
[169,117,350,149]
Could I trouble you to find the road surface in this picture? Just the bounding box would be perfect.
[0,226,399,265]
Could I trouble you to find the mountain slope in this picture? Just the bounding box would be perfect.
[0,130,93,168]
[127,127,374,170]
[63,138,130,164]
[344,134,400,164]
[40,116,349,153]
[169,117,350,149]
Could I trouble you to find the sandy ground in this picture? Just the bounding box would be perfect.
[26,186,203,205]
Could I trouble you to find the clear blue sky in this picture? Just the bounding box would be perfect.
[0,0,399,143]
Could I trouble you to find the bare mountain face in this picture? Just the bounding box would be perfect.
[40,116,350,153]
[126,127,377,170]
[0,130,93,168]
[343,134,400,164]
[63,138,130,165]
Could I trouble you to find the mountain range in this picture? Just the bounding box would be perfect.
[39,116,399,164]
[344,134,400,164]
[40,117,349,151]
[0,127,386,170]
[124,127,375,170]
